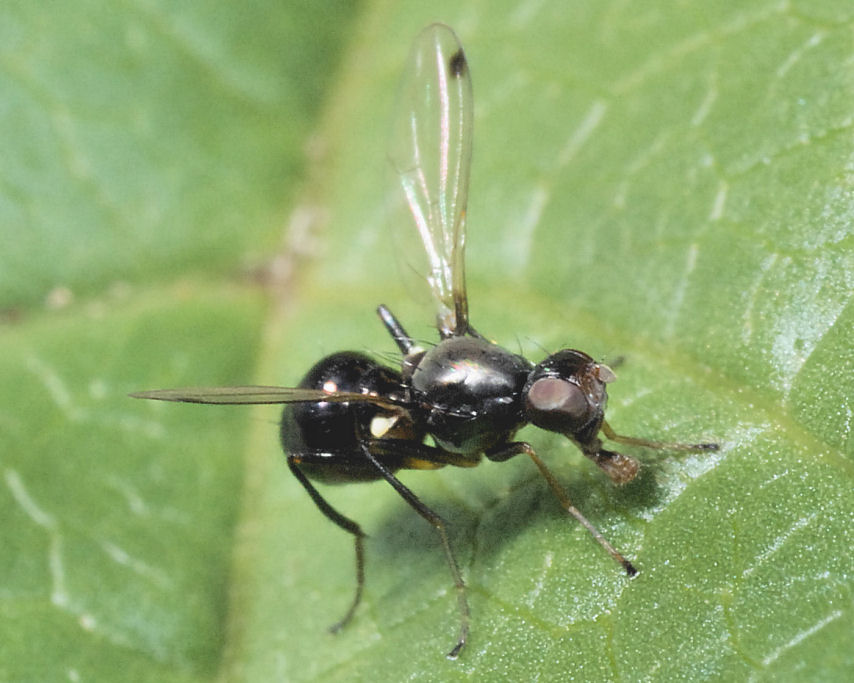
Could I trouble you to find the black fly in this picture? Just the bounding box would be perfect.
[131,24,718,659]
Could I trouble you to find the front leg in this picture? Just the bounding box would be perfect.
[587,419,719,484]
[579,437,640,485]
[601,419,719,452]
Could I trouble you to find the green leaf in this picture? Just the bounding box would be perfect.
[3,1,853,681]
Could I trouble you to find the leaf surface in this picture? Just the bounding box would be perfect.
[2,1,852,681]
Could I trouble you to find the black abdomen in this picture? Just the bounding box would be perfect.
[280,352,408,483]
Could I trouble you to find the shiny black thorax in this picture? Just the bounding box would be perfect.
[407,336,533,455]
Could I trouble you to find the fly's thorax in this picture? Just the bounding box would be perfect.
[409,336,533,454]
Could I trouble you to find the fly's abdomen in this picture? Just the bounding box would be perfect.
[280,352,412,483]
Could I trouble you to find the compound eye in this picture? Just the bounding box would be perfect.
[527,377,587,419]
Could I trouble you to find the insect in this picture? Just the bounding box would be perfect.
[131,24,718,658]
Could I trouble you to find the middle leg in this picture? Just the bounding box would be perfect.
[486,441,637,576]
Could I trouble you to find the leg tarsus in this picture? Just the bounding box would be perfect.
[288,458,367,632]
[328,532,365,633]
[581,439,640,485]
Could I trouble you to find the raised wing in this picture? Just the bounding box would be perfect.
[129,386,403,409]
[389,23,473,338]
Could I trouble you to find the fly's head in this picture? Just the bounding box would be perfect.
[523,349,615,447]
[523,350,639,484]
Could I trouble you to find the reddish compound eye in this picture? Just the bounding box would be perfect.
[527,377,587,420]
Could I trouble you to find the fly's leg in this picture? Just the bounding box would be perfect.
[378,302,485,358]
[601,420,719,453]
[287,457,366,633]
[486,442,638,577]
[574,437,641,485]
[377,304,416,354]
[361,444,470,659]
[578,421,720,485]
[369,437,481,470]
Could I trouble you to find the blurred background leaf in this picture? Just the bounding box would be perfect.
[1,1,852,681]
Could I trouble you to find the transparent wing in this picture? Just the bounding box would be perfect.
[130,386,402,409]
[389,23,473,337]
